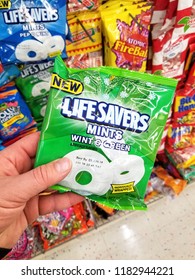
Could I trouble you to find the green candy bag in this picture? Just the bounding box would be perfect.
[16,61,54,101]
[35,56,177,210]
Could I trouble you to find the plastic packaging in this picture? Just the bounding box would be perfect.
[16,61,54,101]
[65,10,102,68]
[100,1,152,71]
[0,82,35,142]
[35,56,177,210]
[67,0,99,13]
[173,63,195,126]
[0,0,67,65]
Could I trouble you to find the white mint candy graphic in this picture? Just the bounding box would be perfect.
[59,149,113,196]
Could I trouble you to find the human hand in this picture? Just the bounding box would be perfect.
[0,132,83,249]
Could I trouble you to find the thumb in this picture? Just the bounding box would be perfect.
[14,157,72,200]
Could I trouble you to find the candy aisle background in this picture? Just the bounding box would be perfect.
[1,0,195,260]
[32,183,195,260]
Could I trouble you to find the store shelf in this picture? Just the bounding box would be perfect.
[31,192,165,259]
[94,193,165,228]
[32,183,195,260]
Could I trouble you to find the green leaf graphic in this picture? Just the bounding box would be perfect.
[184,24,190,32]
[178,16,190,25]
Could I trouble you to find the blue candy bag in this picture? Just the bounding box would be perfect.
[0,82,35,142]
[0,0,68,65]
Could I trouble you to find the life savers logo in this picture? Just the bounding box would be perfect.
[51,74,84,95]
[0,0,11,9]
[61,97,150,133]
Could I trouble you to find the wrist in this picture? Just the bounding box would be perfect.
[0,232,14,250]
[0,233,13,259]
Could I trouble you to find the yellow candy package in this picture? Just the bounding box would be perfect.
[66,10,102,56]
[100,3,152,71]
[65,10,102,68]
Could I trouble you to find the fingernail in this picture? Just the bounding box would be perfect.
[55,158,72,173]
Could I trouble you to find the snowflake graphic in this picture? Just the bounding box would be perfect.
[104,78,110,86]
[102,94,109,100]
[84,77,90,85]
[148,92,156,100]
[120,91,128,98]
[146,82,153,87]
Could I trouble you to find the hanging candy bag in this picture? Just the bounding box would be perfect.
[152,0,195,79]
[16,60,54,101]
[0,0,68,65]
[150,0,169,24]
[0,82,35,143]
[67,0,99,13]
[66,10,102,57]
[100,3,152,71]
[172,62,195,126]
